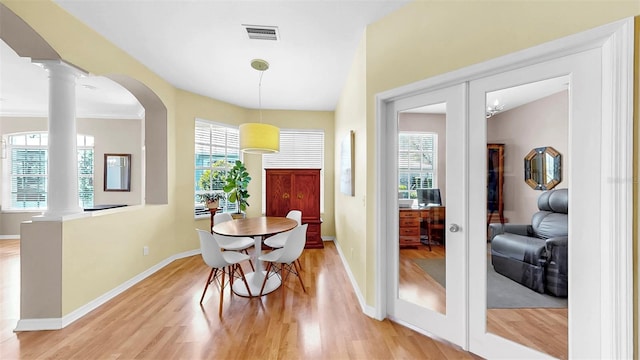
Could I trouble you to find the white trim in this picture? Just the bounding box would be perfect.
[14,318,63,332]
[332,238,377,318]
[0,235,19,240]
[14,248,201,332]
[598,18,634,360]
[375,17,633,358]
[320,236,335,241]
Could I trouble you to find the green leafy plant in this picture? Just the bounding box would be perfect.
[223,160,251,213]
[197,160,227,205]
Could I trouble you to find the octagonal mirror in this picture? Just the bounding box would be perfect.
[524,146,561,190]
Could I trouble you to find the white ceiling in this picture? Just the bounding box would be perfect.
[0,0,567,119]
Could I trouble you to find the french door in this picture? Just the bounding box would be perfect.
[379,18,632,359]
[385,83,467,346]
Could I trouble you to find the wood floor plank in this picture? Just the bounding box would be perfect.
[399,244,567,359]
[1,240,477,360]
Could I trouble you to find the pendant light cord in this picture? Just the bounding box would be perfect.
[258,70,264,123]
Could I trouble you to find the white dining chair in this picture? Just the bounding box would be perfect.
[196,229,252,317]
[264,210,302,249]
[258,224,308,297]
[213,212,255,271]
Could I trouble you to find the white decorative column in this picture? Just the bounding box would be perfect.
[36,60,84,219]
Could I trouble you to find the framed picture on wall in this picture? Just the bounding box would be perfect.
[340,130,354,196]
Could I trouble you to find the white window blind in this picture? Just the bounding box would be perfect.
[262,130,324,169]
[5,132,94,210]
[398,132,437,200]
[194,119,240,216]
[262,129,325,212]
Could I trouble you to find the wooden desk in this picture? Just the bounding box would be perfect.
[399,207,446,248]
[213,216,298,297]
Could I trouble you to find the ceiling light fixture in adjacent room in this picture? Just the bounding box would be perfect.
[239,59,279,154]
[486,99,505,118]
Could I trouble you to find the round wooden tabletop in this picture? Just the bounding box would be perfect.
[212,216,297,237]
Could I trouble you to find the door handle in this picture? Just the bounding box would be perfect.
[449,223,460,232]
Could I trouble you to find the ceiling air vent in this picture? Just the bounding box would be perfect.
[243,25,279,41]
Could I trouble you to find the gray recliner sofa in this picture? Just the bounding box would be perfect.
[488,188,568,297]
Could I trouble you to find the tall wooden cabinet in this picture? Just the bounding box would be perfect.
[265,169,323,249]
[487,143,505,224]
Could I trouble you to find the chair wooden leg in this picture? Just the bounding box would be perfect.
[219,268,226,318]
[259,262,273,296]
[200,268,215,304]
[293,263,306,293]
[229,265,235,292]
[236,263,252,297]
[280,264,285,307]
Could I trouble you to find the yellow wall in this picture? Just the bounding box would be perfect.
[333,0,640,308]
[335,33,368,292]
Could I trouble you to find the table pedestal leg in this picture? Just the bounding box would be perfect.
[232,235,281,297]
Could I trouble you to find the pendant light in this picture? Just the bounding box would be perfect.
[239,59,279,154]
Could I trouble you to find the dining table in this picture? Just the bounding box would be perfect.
[212,216,298,297]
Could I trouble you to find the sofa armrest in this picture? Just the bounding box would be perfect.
[546,236,568,248]
[503,224,531,236]
[487,223,504,241]
[488,223,531,241]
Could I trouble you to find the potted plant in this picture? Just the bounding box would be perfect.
[223,160,251,218]
[197,161,227,209]
[197,191,225,209]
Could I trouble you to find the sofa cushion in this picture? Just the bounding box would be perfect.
[531,211,568,239]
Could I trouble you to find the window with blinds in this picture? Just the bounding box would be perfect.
[194,119,241,216]
[398,132,437,200]
[6,133,94,210]
[262,129,325,212]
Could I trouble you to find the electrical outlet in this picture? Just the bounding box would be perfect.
[143,246,149,256]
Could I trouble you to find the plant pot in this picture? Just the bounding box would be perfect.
[230,212,245,220]
[206,200,219,209]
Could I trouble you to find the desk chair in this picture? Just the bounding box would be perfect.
[426,207,446,250]
[196,229,252,317]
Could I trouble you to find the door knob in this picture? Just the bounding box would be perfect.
[449,223,460,232]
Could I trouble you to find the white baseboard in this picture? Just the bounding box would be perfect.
[0,235,20,240]
[14,248,201,332]
[15,318,62,331]
[321,236,335,241]
[332,238,376,318]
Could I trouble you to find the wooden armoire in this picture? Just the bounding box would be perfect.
[265,169,323,249]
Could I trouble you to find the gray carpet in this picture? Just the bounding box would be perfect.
[413,258,567,309]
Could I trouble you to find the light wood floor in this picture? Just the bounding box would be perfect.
[399,244,568,360]
[0,240,480,360]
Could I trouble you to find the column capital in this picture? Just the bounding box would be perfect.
[32,59,86,78]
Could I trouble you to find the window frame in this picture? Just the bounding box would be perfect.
[4,132,95,211]
[398,131,438,200]
[194,119,242,217]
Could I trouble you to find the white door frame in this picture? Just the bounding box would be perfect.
[374,18,633,358]
[386,84,467,346]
